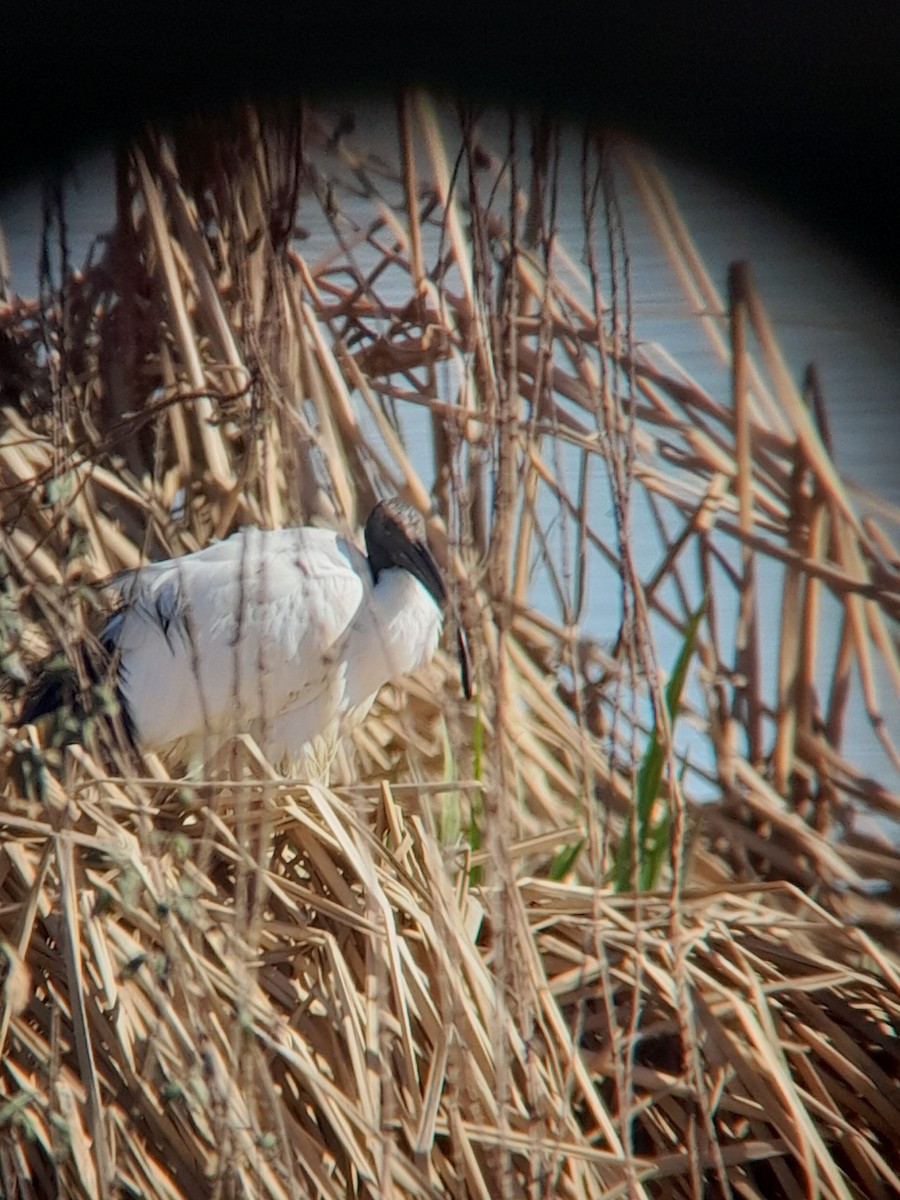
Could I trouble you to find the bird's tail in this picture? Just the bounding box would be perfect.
[18,660,74,726]
[17,633,135,750]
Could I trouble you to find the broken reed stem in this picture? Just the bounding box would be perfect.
[773,441,808,796]
[740,264,864,543]
[730,262,763,765]
[134,145,233,491]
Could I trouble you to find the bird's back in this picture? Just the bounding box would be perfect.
[104,525,371,760]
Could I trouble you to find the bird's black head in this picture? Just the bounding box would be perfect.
[365,498,473,700]
[365,498,445,606]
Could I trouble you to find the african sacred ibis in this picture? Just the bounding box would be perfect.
[23,498,471,776]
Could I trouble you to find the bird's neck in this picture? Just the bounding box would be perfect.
[345,569,443,708]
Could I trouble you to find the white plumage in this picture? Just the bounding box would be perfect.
[80,498,470,775]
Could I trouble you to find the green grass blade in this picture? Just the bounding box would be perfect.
[549,838,585,881]
[612,596,707,892]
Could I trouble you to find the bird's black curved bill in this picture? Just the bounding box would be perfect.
[456,625,473,701]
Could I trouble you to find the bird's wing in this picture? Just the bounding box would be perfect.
[103,527,370,753]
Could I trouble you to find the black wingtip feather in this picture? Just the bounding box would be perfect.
[18,670,69,726]
[18,639,137,751]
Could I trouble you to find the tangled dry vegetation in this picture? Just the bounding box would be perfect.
[1,100,899,1199]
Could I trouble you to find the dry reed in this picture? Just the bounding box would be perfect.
[1,98,898,1198]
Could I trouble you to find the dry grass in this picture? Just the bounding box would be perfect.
[1,98,899,1198]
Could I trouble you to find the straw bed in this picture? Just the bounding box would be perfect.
[1,758,898,1198]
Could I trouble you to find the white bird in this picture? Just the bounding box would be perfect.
[23,498,471,777]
